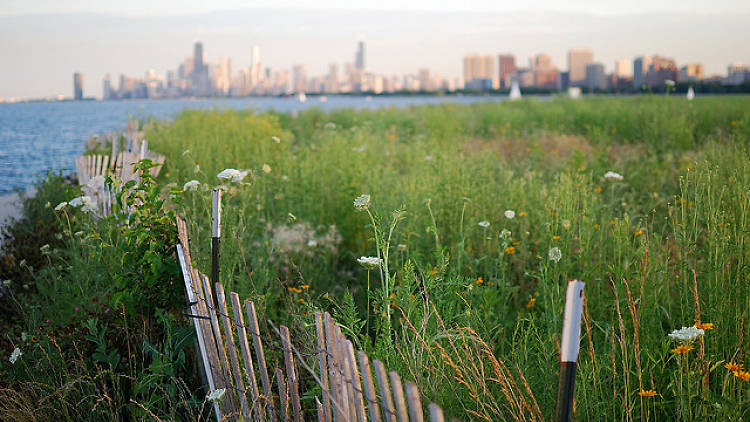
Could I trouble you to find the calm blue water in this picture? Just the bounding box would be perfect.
[0,95,504,194]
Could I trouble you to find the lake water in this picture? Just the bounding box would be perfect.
[0,95,505,194]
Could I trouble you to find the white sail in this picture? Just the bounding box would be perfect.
[509,79,522,100]
[686,86,695,101]
[296,92,307,103]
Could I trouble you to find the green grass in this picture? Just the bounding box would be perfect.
[142,96,750,420]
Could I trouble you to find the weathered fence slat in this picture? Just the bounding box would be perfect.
[216,283,251,419]
[405,382,424,422]
[230,292,264,422]
[201,274,237,415]
[246,300,275,419]
[358,351,382,422]
[388,371,409,422]
[346,340,367,422]
[314,312,332,422]
[428,404,445,422]
[373,360,397,422]
[276,368,289,422]
[280,325,303,422]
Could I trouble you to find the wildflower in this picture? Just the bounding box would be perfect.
[561,219,571,229]
[54,202,68,211]
[512,241,520,246]
[475,277,484,285]
[595,186,602,193]
[504,246,516,255]
[671,345,694,355]
[272,136,281,143]
[2,280,10,287]
[324,122,336,129]
[665,79,675,87]
[668,326,705,343]
[504,210,515,219]
[353,194,371,211]
[217,168,249,182]
[478,220,490,228]
[307,239,318,247]
[637,390,658,397]
[730,121,737,127]
[40,244,50,254]
[9,347,21,364]
[301,284,310,290]
[604,171,624,181]
[735,370,750,381]
[397,244,407,251]
[183,180,200,191]
[86,175,105,189]
[207,388,226,403]
[609,220,615,225]
[499,229,511,240]
[182,149,191,156]
[518,212,527,217]
[635,229,643,237]
[352,145,366,152]
[262,164,272,174]
[553,235,560,241]
[695,322,713,330]
[548,247,562,263]
[194,164,200,173]
[725,362,744,372]
[424,155,433,161]
[526,297,536,308]
[357,256,382,269]
[593,224,600,229]
[69,195,97,213]
[297,298,305,303]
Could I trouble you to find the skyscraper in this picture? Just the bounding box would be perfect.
[463,54,495,89]
[355,41,365,70]
[585,63,607,91]
[633,56,651,87]
[679,64,704,82]
[102,73,112,100]
[293,64,307,93]
[193,42,204,75]
[568,48,593,85]
[646,55,678,87]
[614,59,631,78]
[73,72,83,100]
[498,54,517,89]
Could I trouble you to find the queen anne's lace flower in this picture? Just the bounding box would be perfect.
[548,247,562,263]
[357,256,382,269]
[207,388,226,403]
[604,171,624,181]
[504,210,515,219]
[217,168,249,182]
[9,347,21,364]
[478,221,490,228]
[499,229,512,240]
[54,202,68,211]
[668,326,705,343]
[69,196,97,213]
[262,164,272,174]
[354,194,371,211]
[86,175,105,190]
[183,180,200,191]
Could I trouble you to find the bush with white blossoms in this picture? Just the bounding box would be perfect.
[548,247,562,263]
[478,220,490,228]
[604,171,624,181]
[183,180,200,191]
[354,194,371,212]
[68,195,97,213]
[357,256,382,269]
[504,210,515,219]
[206,388,226,403]
[216,168,249,183]
[668,326,705,343]
[9,347,21,364]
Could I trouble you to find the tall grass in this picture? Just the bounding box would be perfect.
[138,96,750,419]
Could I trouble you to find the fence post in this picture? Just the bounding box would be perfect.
[554,279,585,422]
[211,188,222,292]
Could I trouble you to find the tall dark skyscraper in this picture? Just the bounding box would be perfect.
[355,41,365,70]
[73,72,83,100]
[193,42,204,75]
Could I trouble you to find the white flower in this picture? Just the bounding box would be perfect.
[272,136,281,143]
[2,280,11,287]
[182,149,191,156]
[424,155,433,161]
[262,164,272,174]
[324,122,337,129]
[548,247,562,263]
[44,201,51,208]
[40,244,50,253]
[604,171,624,181]
[397,244,407,251]
[561,219,571,229]
[504,210,515,219]
[478,220,490,228]
[665,80,675,86]
[54,202,68,211]
[183,180,200,191]
[499,229,511,240]
[69,196,97,213]
[74,231,85,237]
[86,175,105,190]
[9,347,21,364]
[307,239,318,247]
[357,256,382,269]
[194,164,200,174]
[353,194,370,211]
[217,168,249,182]
[206,388,226,403]
[352,145,366,152]
[668,326,704,343]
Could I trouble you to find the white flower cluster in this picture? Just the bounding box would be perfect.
[667,326,705,343]
[206,388,226,403]
[604,171,624,181]
[9,347,21,364]
[183,180,200,191]
[478,220,490,228]
[504,210,515,219]
[499,229,512,240]
[86,175,106,190]
[217,168,249,182]
[69,195,97,213]
[357,256,382,269]
[353,194,371,211]
[548,247,562,263]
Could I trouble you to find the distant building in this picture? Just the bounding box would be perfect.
[418,68,432,91]
[615,59,631,78]
[532,53,559,89]
[463,54,495,89]
[646,55,678,87]
[73,72,83,100]
[568,48,593,85]
[726,63,750,85]
[679,63,704,82]
[498,54,517,89]
[585,63,607,91]
[355,41,365,71]
[633,56,651,87]
[102,73,112,100]
[327,63,339,93]
[293,64,307,93]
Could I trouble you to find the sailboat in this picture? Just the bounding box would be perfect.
[296,92,307,103]
[686,86,695,101]
[509,79,522,101]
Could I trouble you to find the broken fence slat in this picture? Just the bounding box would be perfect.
[280,325,303,422]
[216,282,251,420]
[373,360,397,422]
[358,351,382,422]
[246,300,275,419]
[230,292,264,422]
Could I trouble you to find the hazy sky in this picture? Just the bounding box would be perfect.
[1,1,749,99]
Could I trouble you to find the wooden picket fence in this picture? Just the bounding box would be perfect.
[176,216,455,422]
[75,132,165,216]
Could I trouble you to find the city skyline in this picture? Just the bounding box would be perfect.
[1,6,749,99]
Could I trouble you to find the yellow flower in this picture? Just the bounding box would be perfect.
[593,224,600,229]
[595,186,602,193]
[731,120,737,127]
[301,284,310,290]
[526,297,536,309]
[553,235,560,241]
[609,220,615,225]
[518,212,527,217]
[671,345,694,355]
[512,241,521,246]
[734,370,750,382]
[694,322,713,330]
[637,390,658,397]
[725,362,744,372]
[504,246,516,255]
[297,298,305,303]
[475,277,484,285]
[635,229,643,237]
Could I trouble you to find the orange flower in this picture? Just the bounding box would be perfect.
[429,267,437,275]
[637,390,658,397]
[297,298,305,303]
[512,241,521,246]
[475,277,484,285]
[595,186,602,193]
[518,212,527,217]
[526,297,536,309]
[389,292,396,299]
[635,229,643,237]
[553,235,560,241]
[671,345,694,355]
[734,370,750,382]
[609,220,615,225]
[301,284,310,290]
[725,362,744,372]
[593,224,600,229]
[694,322,714,330]
[504,246,516,255]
